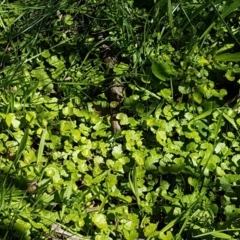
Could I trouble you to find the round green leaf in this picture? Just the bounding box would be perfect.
[92,213,108,230]
[151,61,177,81]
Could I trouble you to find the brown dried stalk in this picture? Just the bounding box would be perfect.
[49,223,87,240]
[97,34,124,132]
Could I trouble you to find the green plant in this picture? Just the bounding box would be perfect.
[1,0,240,239]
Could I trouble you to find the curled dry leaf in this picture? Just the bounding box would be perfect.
[109,80,124,132]
[27,180,38,193]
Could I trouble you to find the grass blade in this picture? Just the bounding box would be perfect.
[168,0,174,36]
[200,0,240,40]
[37,129,47,164]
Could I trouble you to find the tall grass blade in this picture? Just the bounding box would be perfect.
[168,0,174,36]
[200,0,240,40]
[37,129,47,164]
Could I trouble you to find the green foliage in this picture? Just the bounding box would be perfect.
[0,0,240,239]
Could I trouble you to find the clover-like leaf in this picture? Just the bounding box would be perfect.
[192,92,202,104]
[6,113,20,128]
[132,150,145,166]
[225,70,235,81]
[152,61,177,81]
[117,113,129,125]
[64,14,74,25]
[92,213,108,231]
[160,88,172,102]
[47,55,65,79]
[113,62,129,74]
[31,68,52,89]
[62,106,73,116]
[197,57,209,66]
[112,144,123,158]
[144,223,158,238]
[179,84,191,94]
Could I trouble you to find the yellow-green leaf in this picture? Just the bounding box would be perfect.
[214,53,240,62]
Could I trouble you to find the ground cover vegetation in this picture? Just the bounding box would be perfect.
[0,0,240,239]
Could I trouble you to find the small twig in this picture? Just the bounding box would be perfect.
[50,223,145,240]
[86,206,100,212]
[50,223,87,240]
